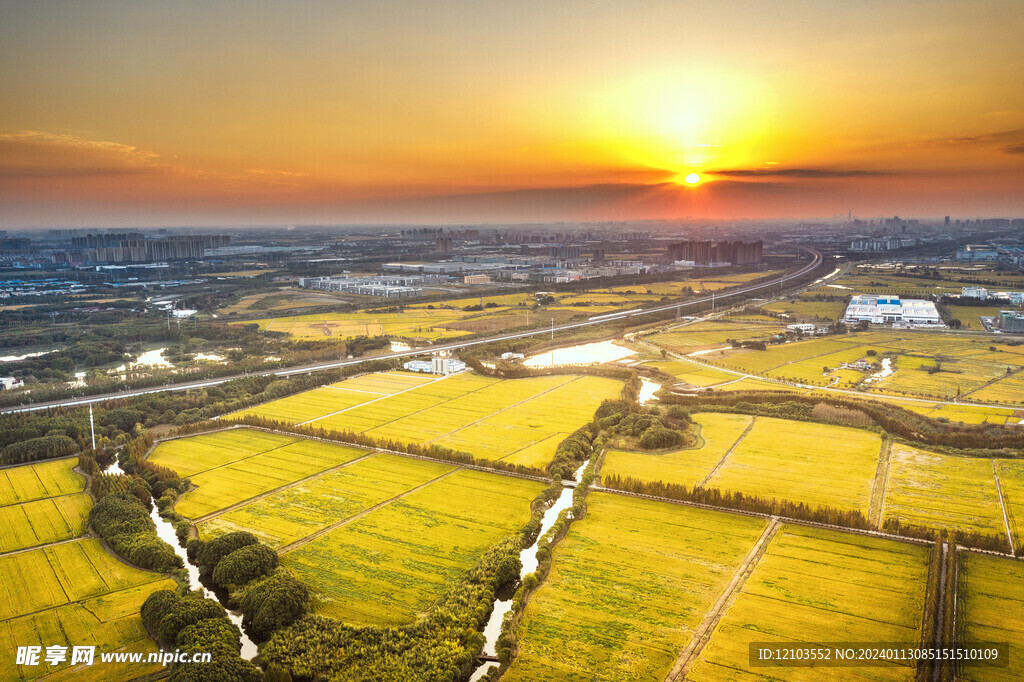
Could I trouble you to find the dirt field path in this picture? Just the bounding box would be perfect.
[192,451,378,523]
[278,467,461,554]
[868,438,893,528]
[697,416,756,488]
[664,516,781,682]
[993,461,1015,553]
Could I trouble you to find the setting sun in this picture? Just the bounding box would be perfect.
[684,173,701,185]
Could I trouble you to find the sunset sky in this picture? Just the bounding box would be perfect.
[1,0,1023,227]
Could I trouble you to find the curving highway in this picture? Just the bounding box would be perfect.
[2,248,823,414]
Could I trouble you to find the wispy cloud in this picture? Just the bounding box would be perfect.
[0,130,163,178]
[710,167,889,179]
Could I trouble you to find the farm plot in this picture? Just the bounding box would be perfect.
[601,413,754,488]
[0,457,82,507]
[282,469,542,625]
[641,360,738,387]
[687,525,928,681]
[147,428,300,477]
[0,492,92,553]
[994,460,1024,553]
[957,552,1024,682]
[0,538,176,682]
[712,337,864,376]
[243,307,475,341]
[882,446,1006,539]
[648,322,782,356]
[167,434,369,519]
[970,372,1024,406]
[232,371,442,424]
[240,370,622,466]
[198,453,454,547]
[706,417,881,514]
[504,493,767,682]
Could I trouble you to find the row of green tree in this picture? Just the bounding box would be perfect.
[0,358,400,464]
[659,391,1024,455]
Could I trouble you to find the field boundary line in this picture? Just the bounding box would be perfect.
[992,461,1015,554]
[0,454,77,472]
[191,451,379,523]
[0,535,85,559]
[177,435,305,479]
[665,517,782,682]
[278,467,463,554]
[960,366,1023,400]
[0,489,90,510]
[240,425,554,486]
[697,416,756,488]
[423,375,580,446]
[296,371,457,426]
[591,485,936,547]
[868,438,893,528]
[323,385,392,396]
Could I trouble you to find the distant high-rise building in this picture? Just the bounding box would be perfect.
[667,240,762,265]
[944,216,951,226]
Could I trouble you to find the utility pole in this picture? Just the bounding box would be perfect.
[89,405,96,451]
[550,318,554,340]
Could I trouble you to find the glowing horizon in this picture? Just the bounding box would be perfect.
[1,1,1022,227]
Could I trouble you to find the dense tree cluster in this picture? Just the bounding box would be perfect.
[0,434,77,465]
[88,492,182,571]
[237,570,309,641]
[141,590,262,682]
[599,401,696,452]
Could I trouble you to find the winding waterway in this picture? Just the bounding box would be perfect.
[101,459,258,659]
[469,460,586,681]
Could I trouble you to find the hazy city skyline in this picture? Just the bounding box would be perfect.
[2,0,1023,227]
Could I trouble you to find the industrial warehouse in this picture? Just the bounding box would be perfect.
[843,294,945,327]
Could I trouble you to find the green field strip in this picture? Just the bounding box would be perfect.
[278,465,461,553]
[882,446,1006,537]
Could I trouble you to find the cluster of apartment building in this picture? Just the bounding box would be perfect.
[68,233,231,263]
[667,240,763,266]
